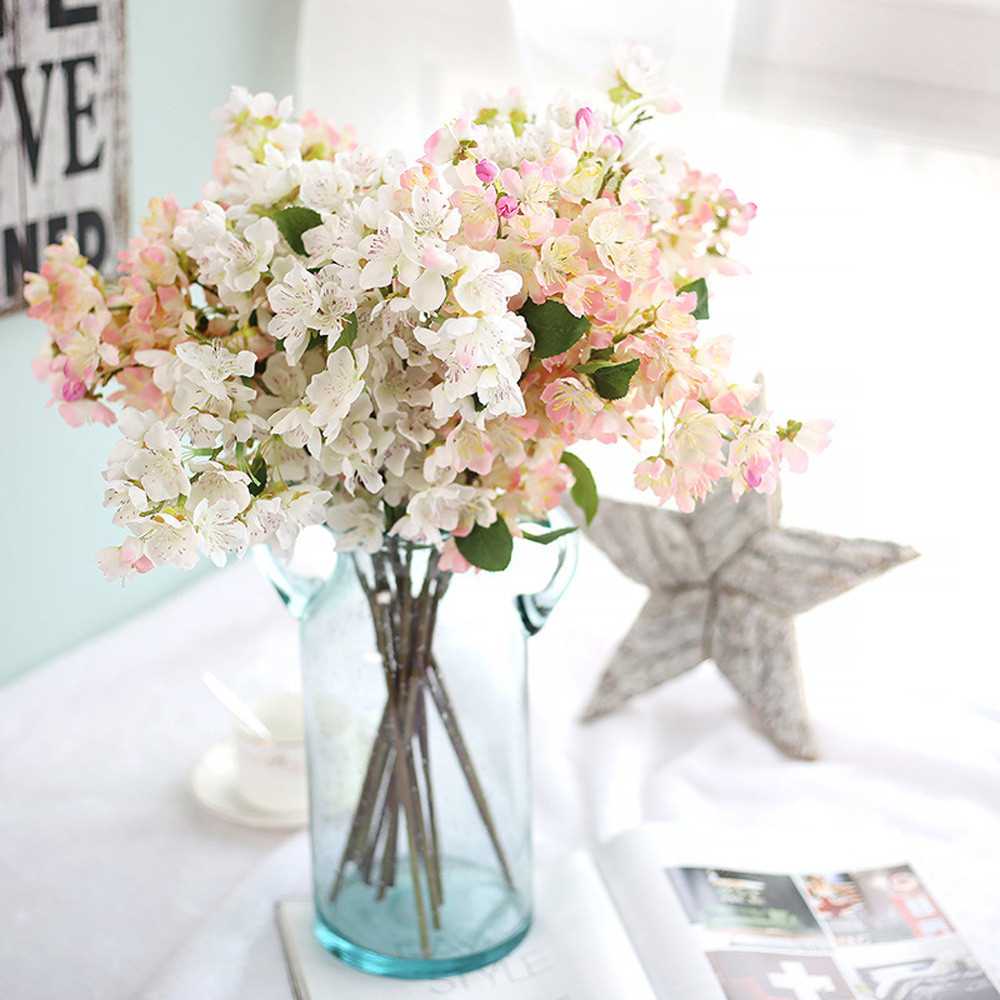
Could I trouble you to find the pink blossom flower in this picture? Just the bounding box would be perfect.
[728,419,782,497]
[562,274,607,318]
[634,457,672,502]
[423,117,473,164]
[670,400,730,466]
[507,207,555,246]
[24,236,103,335]
[438,539,471,574]
[107,366,167,414]
[444,421,496,476]
[516,454,569,514]
[496,195,519,218]
[589,408,631,444]
[673,463,723,512]
[58,398,115,428]
[298,109,357,157]
[97,538,154,581]
[541,377,603,440]
[781,419,833,473]
[452,185,499,246]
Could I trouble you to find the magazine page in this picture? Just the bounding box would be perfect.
[276,850,656,999]
[594,824,728,1000]
[595,823,999,1000]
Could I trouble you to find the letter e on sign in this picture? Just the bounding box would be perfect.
[0,0,128,315]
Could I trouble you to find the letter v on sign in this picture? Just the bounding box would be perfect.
[5,63,56,182]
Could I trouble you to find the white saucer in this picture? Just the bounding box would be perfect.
[191,742,309,831]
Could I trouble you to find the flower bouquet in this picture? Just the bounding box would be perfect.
[26,45,827,977]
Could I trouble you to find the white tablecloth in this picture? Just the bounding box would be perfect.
[2,538,999,1000]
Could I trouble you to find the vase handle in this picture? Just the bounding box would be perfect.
[252,525,339,621]
[516,508,579,636]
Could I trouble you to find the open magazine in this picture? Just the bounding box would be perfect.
[276,823,998,1000]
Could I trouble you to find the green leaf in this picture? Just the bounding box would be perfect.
[274,206,323,256]
[331,311,358,352]
[678,277,709,320]
[520,300,590,360]
[588,346,614,362]
[609,75,642,105]
[522,526,578,545]
[575,359,613,375]
[561,451,598,525]
[589,358,640,401]
[248,454,268,497]
[456,518,513,572]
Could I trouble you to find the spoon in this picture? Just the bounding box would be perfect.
[202,671,273,742]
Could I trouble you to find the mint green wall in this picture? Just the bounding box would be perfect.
[0,0,300,683]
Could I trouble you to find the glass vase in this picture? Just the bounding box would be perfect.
[257,520,576,979]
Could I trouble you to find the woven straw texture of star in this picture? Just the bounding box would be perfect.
[582,484,918,759]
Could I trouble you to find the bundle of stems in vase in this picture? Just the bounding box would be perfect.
[333,546,517,956]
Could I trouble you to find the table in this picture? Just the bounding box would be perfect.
[2,533,999,1000]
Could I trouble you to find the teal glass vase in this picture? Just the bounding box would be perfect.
[256,519,576,979]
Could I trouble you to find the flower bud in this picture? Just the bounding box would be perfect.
[599,132,624,158]
[475,158,499,184]
[61,377,86,402]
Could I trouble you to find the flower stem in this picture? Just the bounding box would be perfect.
[327,546,512,959]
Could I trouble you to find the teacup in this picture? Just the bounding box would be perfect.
[234,691,308,814]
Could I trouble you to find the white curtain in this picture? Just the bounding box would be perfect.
[297,0,738,155]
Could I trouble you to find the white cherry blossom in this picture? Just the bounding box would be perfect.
[220,217,278,293]
[243,496,287,545]
[452,249,522,315]
[302,210,364,269]
[358,216,405,290]
[275,487,333,550]
[228,142,301,207]
[188,465,252,514]
[173,201,228,261]
[612,43,679,113]
[175,342,257,401]
[394,484,497,545]
[311,266,358,341]
[405,187,460,239]
[193,499,249,567]
[270,404,323,457]
[103,481,149,526]
[142,515,199,569]
[300,160,355,212]
[122,422,190,502]
[326,497,385,553]
[267,263,321,364]
[218,87,294,140]
[306,345,369,438]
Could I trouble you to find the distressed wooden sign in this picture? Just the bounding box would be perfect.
[0,0,128,316]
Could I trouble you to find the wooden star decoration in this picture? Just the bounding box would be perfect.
[582,484,918,759]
